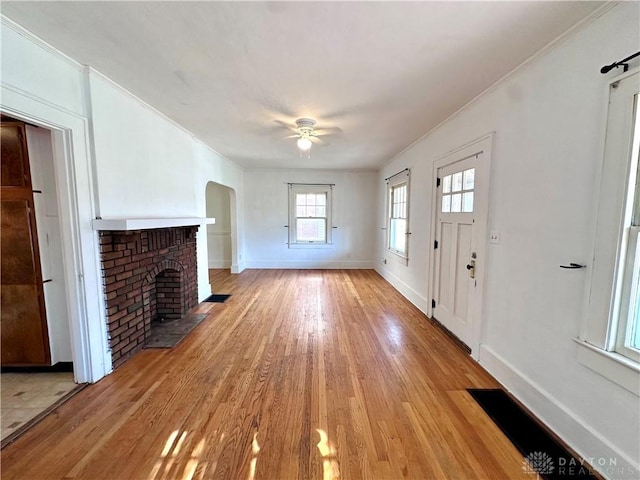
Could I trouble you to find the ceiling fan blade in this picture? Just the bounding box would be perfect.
[283,134,300,139]
[273,119,297,133]
[313,127,343,136]
[310,136,326,145]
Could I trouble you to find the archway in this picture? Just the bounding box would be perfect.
[205,182,236,276]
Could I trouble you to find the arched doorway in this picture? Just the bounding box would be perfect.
[205,182,236,273]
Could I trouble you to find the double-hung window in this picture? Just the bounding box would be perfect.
[613,87,640,362]
[386,170,410,261]
[580,70,640,395]
[288,184,333,247]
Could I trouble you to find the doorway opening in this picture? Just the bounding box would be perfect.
[205,181,237,294]
[0,116,83,445]
[205,182,233,270]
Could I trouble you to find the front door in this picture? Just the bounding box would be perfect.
[432,137,491,354]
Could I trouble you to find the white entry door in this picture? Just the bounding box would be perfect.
[431,137,491,355]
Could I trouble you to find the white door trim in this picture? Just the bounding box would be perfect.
[428,133,494,359]
[1,84,112,382]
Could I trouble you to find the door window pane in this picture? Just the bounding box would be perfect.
[442,194,451,213]
[463,168,475,190]
[452,172,463,192]
[462,192,474,213]
[451,193,462,212]
[443,175,452,194]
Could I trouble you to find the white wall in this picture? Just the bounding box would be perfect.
[1,20,85,116]
[88,71,197,218]
[206,182,232,268]
[27,126,73,363]
[244,169,377,269]
[376,3,640,476]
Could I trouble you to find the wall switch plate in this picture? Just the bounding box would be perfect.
[489,231,500,244]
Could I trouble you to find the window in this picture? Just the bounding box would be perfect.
[579,71,640,395]
[441,168,475,213]
[614,95,640,361]
[288,184,333,246]
[386,170,410,259]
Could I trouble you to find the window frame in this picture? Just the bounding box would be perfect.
[386,170,411,262]
[578,68,640,396]
[288,184,333,248]
[613,105,640,362]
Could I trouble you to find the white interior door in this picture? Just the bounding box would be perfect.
[431,137,491,354]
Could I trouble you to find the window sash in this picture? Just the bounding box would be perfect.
[389,218,406,253]
[288,186,332,245]
[386,176,410,258]
[612,93,640,362]
[616,225,640,360]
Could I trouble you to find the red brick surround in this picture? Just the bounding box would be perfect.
[99,226,198,368]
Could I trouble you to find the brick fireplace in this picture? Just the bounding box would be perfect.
[98,226,198,368]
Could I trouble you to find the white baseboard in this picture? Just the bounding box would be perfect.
[479,344,639,479]
[374,265,428,313]
[244,260,374,269]
[231,261,246,274]
[208,260,231,269]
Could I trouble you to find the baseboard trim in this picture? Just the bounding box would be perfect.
[208,260,232,269]
[244,260,374,269]
[230,261,246,274]
[374,266,428,313]
[479,344,639,479]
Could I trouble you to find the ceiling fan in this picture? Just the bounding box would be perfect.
[278,118,342,158]
[292,118,318,152]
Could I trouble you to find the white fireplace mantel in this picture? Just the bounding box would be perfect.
[92,217,215,231]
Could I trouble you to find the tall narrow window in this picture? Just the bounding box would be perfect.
[614,93,640,361]
[288,184,333,246]
[581,71,640,394]
[386,170,410,260]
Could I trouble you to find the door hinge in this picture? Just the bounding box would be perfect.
[434,240,438,249]
[432,299,436,309]
[436,177,441,188]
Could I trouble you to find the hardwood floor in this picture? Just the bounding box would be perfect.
[1,269,531,479]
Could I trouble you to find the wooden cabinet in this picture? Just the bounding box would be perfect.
[1,121,51,366]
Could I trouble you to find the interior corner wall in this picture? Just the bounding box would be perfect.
[244,169,377,269]
[375,3,640,475]
[192,139,245,301]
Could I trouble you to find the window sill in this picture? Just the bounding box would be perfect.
[288,243,334,249]
[573,338,640,396]
[386,249,408,265]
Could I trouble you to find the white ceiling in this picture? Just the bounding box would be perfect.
[2,1,603,170]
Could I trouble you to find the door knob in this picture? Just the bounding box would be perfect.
[466,259,476,278]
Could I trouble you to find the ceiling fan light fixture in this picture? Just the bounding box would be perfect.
[297,136,312,151]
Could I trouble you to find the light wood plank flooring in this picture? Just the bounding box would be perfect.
[1,269,531,479]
